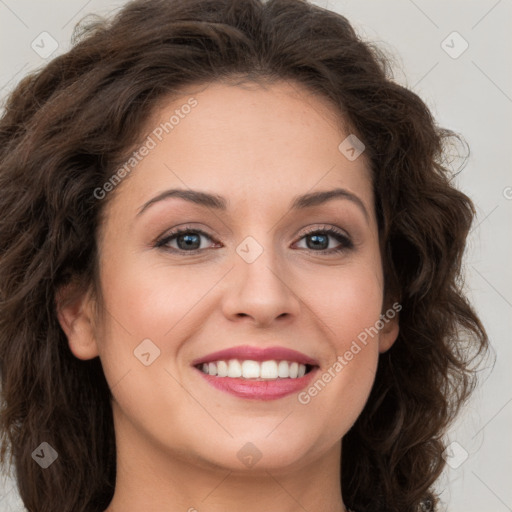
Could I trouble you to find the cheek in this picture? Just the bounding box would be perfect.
[92,257,204,420]
[93,255,227,386]
[99,257,205,334]
[294,262,383,427]
[296,259,384,344]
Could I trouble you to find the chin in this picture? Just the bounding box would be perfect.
[186,429,324,473]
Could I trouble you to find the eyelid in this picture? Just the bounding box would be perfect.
[298,224,349,238]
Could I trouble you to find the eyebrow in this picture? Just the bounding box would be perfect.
[136,187,369,221]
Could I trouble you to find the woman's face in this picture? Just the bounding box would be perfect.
[61,80,398,474]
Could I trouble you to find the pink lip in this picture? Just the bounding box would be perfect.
[191,345,320,401]
[191,345,319,366]
[195,367,320,400]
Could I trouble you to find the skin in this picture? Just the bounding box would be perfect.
[57,80,399,512]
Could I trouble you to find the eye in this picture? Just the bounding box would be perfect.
[294,226,353,254]
[155,227,219,253]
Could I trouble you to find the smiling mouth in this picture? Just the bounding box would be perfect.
[194,359,316,380]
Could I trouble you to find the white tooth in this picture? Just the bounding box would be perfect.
[202,363,209,375]
[227,359,242,378]
[208,362,217,376]
[277,360,290,378]
[217,360,228,377]
[298,364,306,377]
[261,360,278,379]
[289,362,299,378]
[242,360,260,379]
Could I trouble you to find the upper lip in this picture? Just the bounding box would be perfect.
[191,345,319,366]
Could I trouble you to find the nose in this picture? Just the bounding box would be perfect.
[220,241,301,327]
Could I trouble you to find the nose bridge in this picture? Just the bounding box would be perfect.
[235,230,287,293]
[230,196,281,272]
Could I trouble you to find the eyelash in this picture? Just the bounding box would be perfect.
[155,224,354,255]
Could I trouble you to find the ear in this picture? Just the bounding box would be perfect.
[378,305,400,354]
[55,281,100,360]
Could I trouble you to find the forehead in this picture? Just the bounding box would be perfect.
[105,80,373,220]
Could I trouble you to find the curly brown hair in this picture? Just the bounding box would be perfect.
[0,0,489,511]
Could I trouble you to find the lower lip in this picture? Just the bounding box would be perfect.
[194,367,319,400]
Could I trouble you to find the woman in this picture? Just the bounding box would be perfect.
[0,0,489,511]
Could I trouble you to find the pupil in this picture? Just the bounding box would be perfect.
[308,234,328,250]
[178,233,200,250]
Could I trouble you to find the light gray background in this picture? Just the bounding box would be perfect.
[1,1,511,511]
